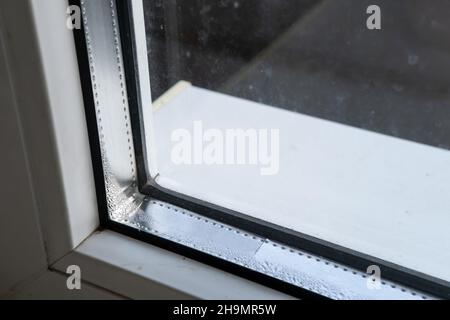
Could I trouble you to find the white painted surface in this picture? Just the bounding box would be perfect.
[30,0,99,260]
[53,231,292,300]
[153,85,450,282]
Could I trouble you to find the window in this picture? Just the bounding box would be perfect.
[72,0,449,299]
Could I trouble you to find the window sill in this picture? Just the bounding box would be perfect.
[152,82,450,285]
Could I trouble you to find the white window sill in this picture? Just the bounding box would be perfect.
[152,82,450,284]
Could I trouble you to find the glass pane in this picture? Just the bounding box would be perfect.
[143,0,450,285]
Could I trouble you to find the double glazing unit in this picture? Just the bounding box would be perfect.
[71,0,450,299]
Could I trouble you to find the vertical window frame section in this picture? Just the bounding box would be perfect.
[71,0,449,299]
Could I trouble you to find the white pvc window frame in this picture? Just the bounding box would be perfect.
[1,0,442,300]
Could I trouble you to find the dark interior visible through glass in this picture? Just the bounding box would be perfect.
[144,0,450,149]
